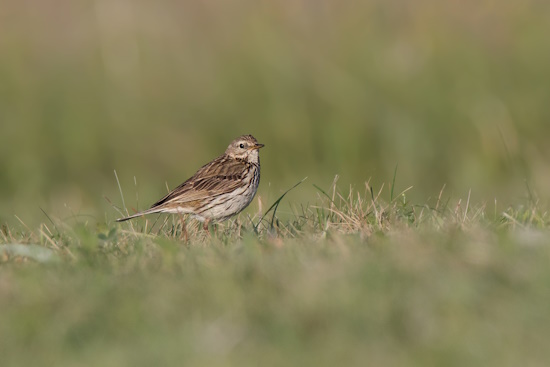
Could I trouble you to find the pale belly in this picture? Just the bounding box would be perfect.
[167,170,260,222]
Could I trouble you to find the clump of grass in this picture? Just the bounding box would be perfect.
[1,176,547,263]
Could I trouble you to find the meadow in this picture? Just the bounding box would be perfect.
[2,183,550,366]
[2,0,550,365]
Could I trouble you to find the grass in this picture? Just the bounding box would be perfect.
[2,2,550,364]
[2,0,550,226]
[2,180,550,366]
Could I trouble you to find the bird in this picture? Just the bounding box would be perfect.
[116,134,264,229]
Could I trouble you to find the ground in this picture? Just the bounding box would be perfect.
[1,184,549,367]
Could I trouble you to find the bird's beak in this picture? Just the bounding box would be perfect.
[250,143,264,150]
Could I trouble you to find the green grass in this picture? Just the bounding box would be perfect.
[2,0,550,226]
[2,182,550,366]
[2,1,550,365]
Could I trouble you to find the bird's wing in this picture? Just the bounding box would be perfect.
[149,154,250,209]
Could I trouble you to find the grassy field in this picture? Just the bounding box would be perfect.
[2,182,550,366]
[2,0,550,226]
[2,1,550,366]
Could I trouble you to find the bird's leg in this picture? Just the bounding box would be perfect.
[180,216,188,243]
[202,218,211,231]
[175,212,189,242]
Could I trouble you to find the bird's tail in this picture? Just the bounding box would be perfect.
[116,208,162,222]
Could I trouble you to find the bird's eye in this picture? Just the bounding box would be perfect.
[239,143,245,149]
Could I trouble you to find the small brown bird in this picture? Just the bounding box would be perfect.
[117,135,264,229]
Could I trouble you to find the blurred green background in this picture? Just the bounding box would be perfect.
[1,0,550,226]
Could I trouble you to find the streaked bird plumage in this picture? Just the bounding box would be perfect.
[116,135,263,228]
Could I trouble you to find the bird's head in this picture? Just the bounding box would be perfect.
[225,135,264,163]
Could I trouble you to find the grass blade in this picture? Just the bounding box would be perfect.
[390,164,398,202]
[254,177,307,233]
